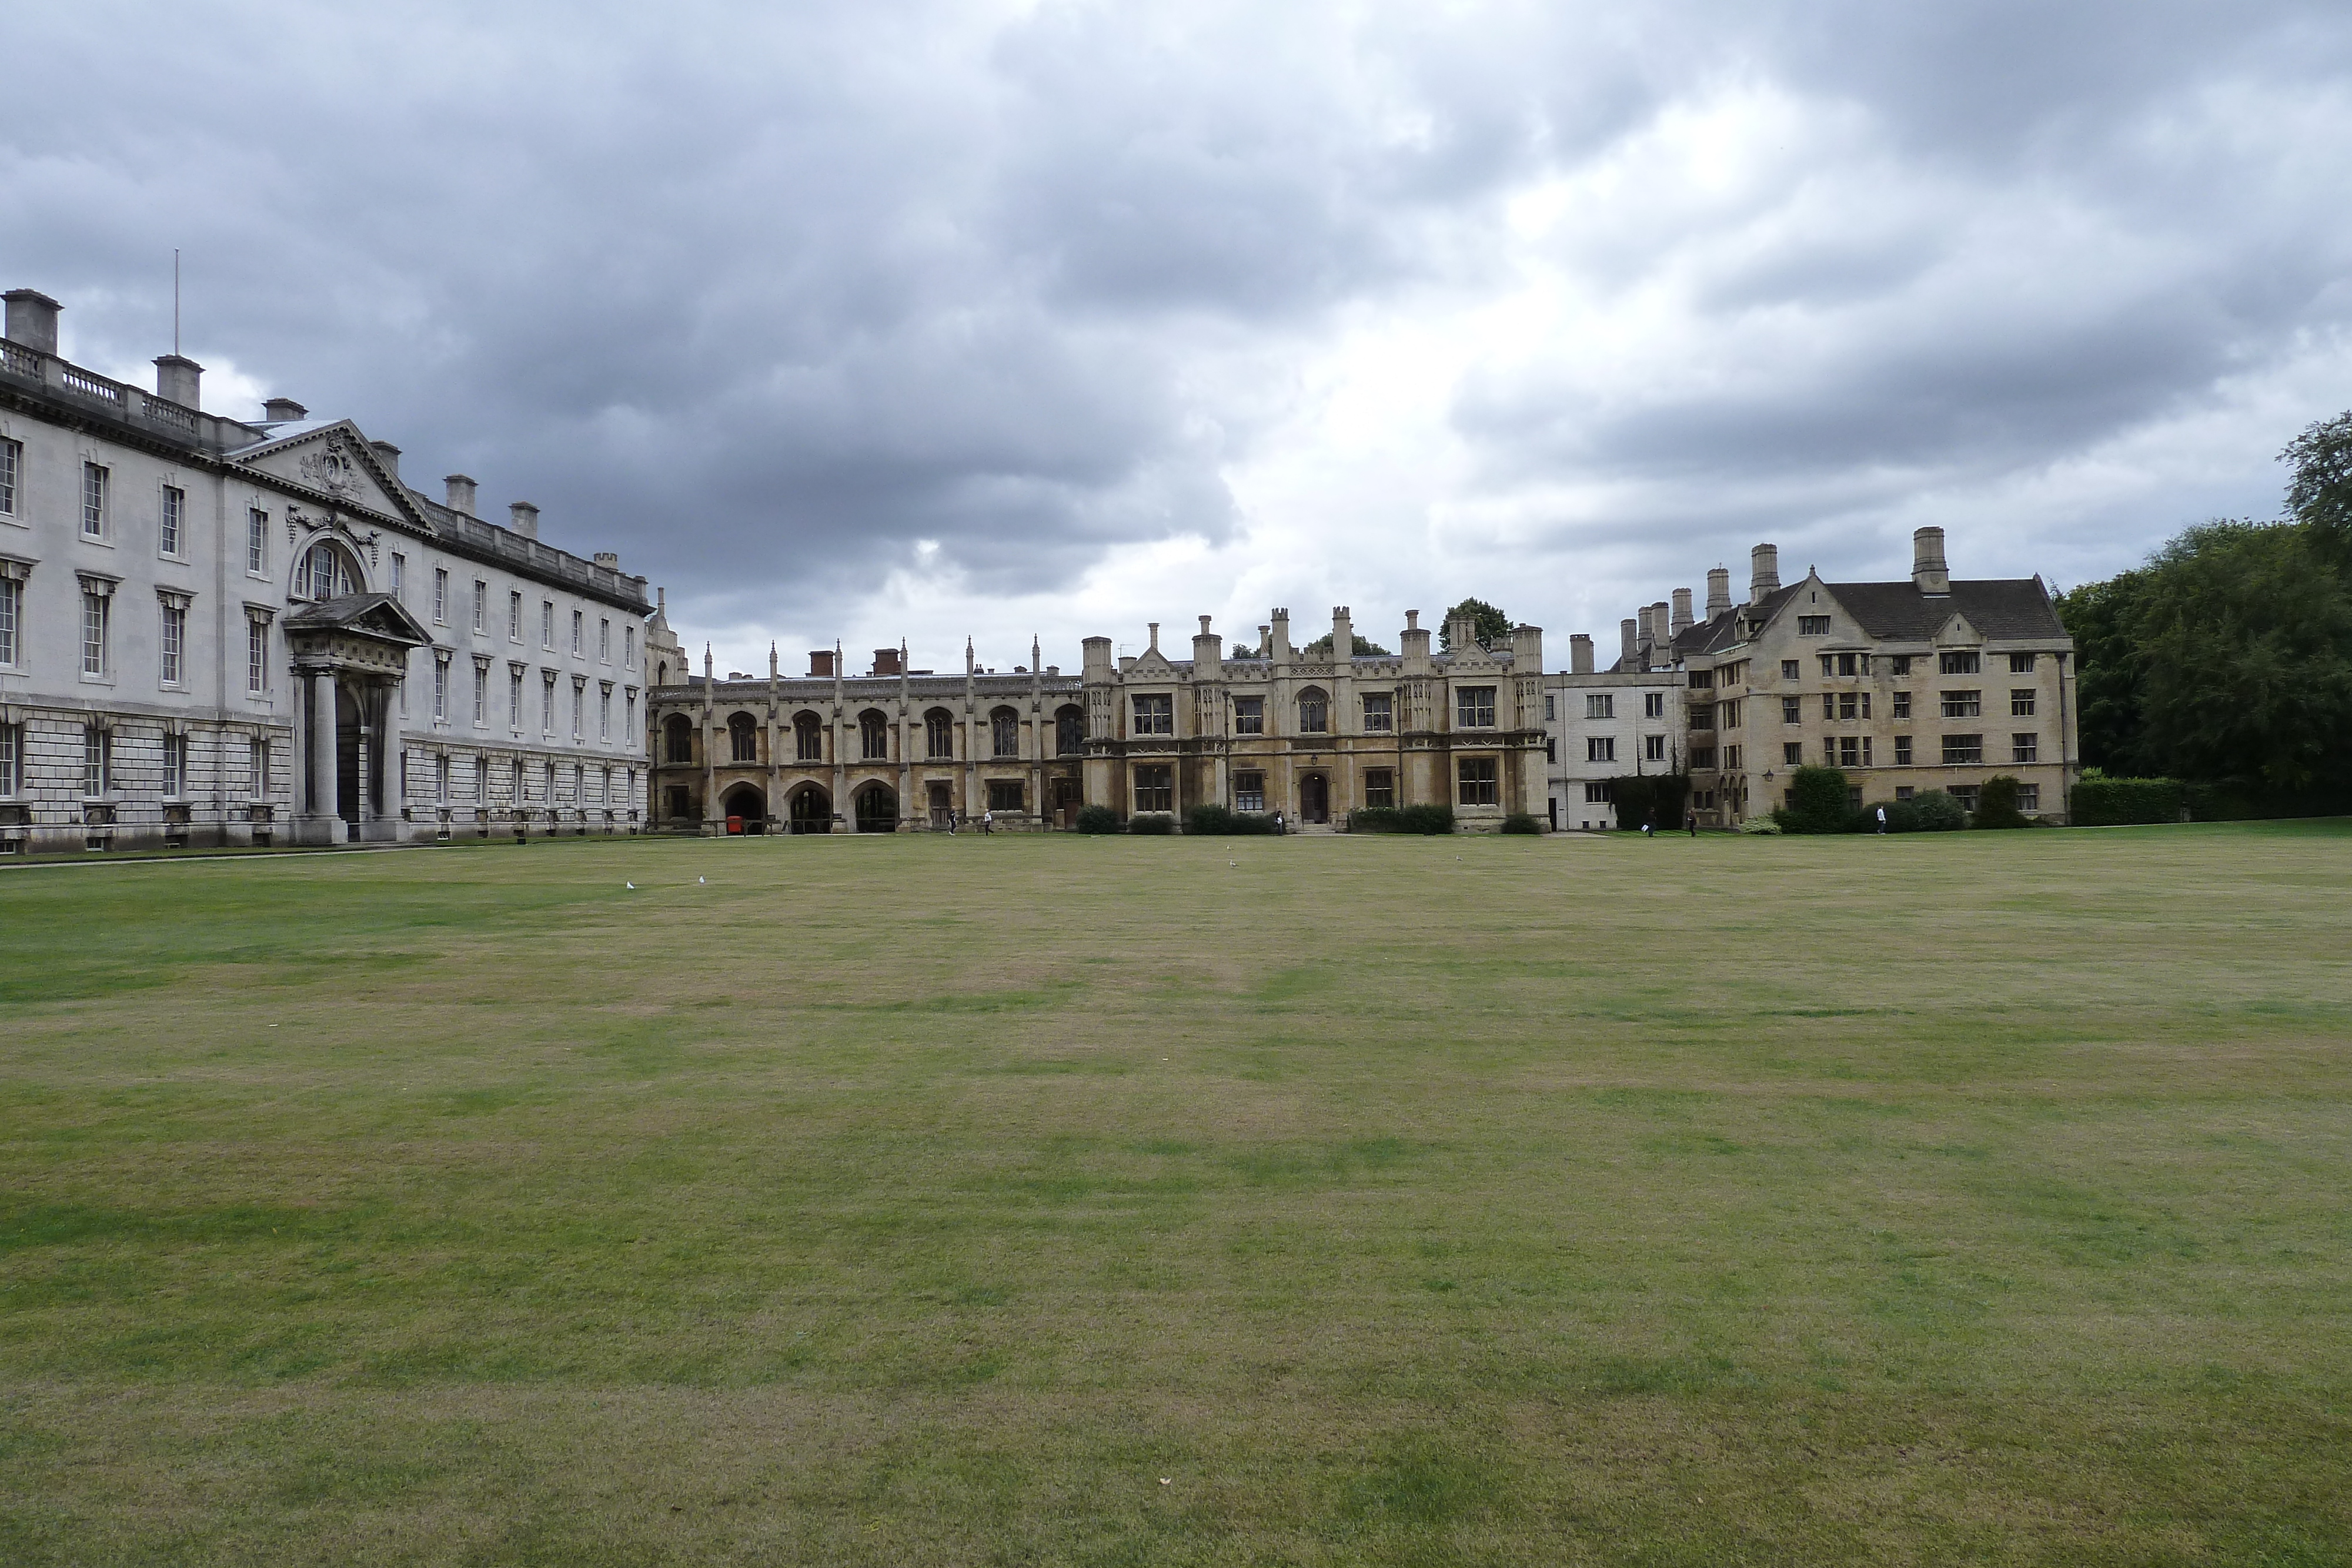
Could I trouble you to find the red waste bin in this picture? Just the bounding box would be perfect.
[726,815,743,835]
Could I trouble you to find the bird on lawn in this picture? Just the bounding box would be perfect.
[626,881,636,890]
[698,875,706,884]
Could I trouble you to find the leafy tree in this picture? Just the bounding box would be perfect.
[1975,775,2028,828]
[1301,631,1394,657]
[1776,765,1849,834]
[2054,572,2154,775]
[1438,599,1513,651]
[2284,410,2352,568]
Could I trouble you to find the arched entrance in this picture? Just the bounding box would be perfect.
[854,783,898,834]
[787,785,832,834]
[335,686,363,826]
[1301,773,1329,824]
[720,782,766,833]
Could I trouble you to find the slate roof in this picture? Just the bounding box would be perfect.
[1822,578,2064,642]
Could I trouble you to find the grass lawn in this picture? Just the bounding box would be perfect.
[2,821,2350,1566]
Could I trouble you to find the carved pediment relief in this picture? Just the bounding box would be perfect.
[235,423,409,521]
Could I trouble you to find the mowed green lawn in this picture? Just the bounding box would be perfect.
[2,823,2350,1567]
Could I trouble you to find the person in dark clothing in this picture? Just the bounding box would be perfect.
[1686,809,1698,837]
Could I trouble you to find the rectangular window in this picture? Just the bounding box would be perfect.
[1363,768,1394,809]
[599,618,611,661]
[2013,732,2039,763]
[436,754,451,803]
[509,668,523,730]
[82,463,109,537]
[1133,763,1173,813]
[541,600,553,649]
[1720,700,1742,728]
[81,590,109,676]
[1689,702,1713,731]
[1951,785,1980,814]
[1586,736,1615,763]
[2016,783,2040,811]
[1780,659,1800,680]
[473,665,488,725]
[1722,744,1742,771]
[1942,690,1982,718]
[1838,692,1860,721]
[1895,735,1913,765]
[1544,694,1555,721]
[571,609,583,655]
[2009,652,2037,674]
[247,509,269,574]
[1545,738,1556,763]
[82,725,110,795]
[1689,747,1715,770]
[1893,691,1912,720]
[626,689,637,740]
[1456,757,1498,805]
[1822,693,1837,721]
[432,568,448,624]
[509,591,523,641]
[0,437,18,514]
[1298,690,1328,733]
[1234,770,1265,813]
[1585,693,1613,720]
[248,737,269,797]
[1940,651,1980,674]
[1784,741,1803,765]
[473,580,487,633]
[1798,615,1830,635]
[1584,781,1611,803]
[625,626,636,666]
[570,681,583,740]
[1895,785,1914,801]
[1644,692,1665,718]
[159,600,185,685]
[433,659,449,721]
[1361,691,1393,732]
[246,617,268,693]
[0,721,18,794]
[0,576,18,666]
[162,733,185,797]
[161,486,184,554]
[1645,734,1666,761]
[1228,694,1267,731]
[1688,669,1714,689]
[543,672,557,735]
[1783,696,1802,723]
[1457,686,1496,727]
[1942,734,1983,765]
[2011,688,2036,717]
[599,686,612,742]
[1132,693,1173,735]
[1837,736,1861,767]
[987,779,1024,813]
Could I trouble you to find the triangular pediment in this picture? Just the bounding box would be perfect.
[232,422,415,523]
[1932,610,1982,646]
[285,591,433,647]
[1130,647,1176,676]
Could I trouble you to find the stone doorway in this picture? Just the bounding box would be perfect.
[335,686,363,827]
[787,785,832,834]
[928,780,953,828]
[1301,772,1329,824]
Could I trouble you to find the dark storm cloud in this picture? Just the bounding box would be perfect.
[4,1,2350,654]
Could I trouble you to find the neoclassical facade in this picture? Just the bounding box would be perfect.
[644,606,1548,831]
[0,286,652,854]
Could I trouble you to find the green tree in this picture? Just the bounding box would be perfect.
[2054,571,2155,775]
[1776,765,1850,834]
[2283,410,2352,568]
[1301,631,1394,657]
[1438,598,1513,651]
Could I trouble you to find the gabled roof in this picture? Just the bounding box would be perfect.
[1822,579,2065,642]
[283,591,433,646]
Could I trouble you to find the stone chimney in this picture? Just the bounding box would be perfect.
[1193,614,1221,675]
[1650,603,1670,656]
[1620,617,1638,667]
[1399,610,1430,672]
[445,475,478,515]
[3,289,60,353]
[1146,621,1161,657]
[1671,589,1693,636]
[1444,609,1478,654]
[369,441,400,479]
[1750,543,1780,604]
[1912,526,1950,595]
[508,502,539,539]
[1706,566,1732,619]
[1269,608,1292,664]
[262,397,308,424]
[873,647,902,677]
[809,649,835,678]
[1570,633,1594,674]
[153,354,202,409]
[1636,604,1655,646]
[1330,604,1352,661]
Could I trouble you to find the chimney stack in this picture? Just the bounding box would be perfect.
[1620,617,1638,667]
[1146,621,1161,656]
[509,502,539,539]
[262,396,308,424]
[369,441,400,479]
[1671,588,1693,636]
[873,647,902,676]
[1331,604,1352,659]
[809,649,835,678]
[1706,566,1732,619]
[1651,602,1671,653]
[153,354,202,409]
[1750,543,1780,604]
[1570,633,1595,674]
[3,289,60,354]
[1912,526,1950,595]
[445,474,478,515]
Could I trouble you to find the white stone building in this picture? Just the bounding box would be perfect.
[0,286,654,855]
[1541,630,1686,831]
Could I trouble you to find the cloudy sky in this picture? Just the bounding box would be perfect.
[8,1,2351,672]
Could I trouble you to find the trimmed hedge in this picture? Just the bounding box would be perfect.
[1185,804,1281,835]
[1500,813,1542,834]
[2070,777,2184,826]
[1349,804,1456,835]
[1073,804,1121,834]
[1773,766,1851,834]
[1126,813,1177,835]
[1973,775,2029,829]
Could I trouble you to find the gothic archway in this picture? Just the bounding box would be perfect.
[854,782,898,833]
[787,784,832,834]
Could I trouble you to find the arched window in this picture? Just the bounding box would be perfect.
[1297,686,1329,734]
[990,706,1020,758]
[728,712,758,763]
[794,711,823,761]
[657,661,670,686]
[1055,704,1085,756]
[663,714,694,764]
[859,709,888,760]
[926,708,955,759]
[300,541,358,601]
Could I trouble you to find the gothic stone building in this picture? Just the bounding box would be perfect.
[0,286,652,854]
[644,605,1548,831]
[1619,527,2079,825]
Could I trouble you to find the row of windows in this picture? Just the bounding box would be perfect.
[0,723,262,800]
[1769,733,2042,767]
[1135,762,1485,813]
[1699,651,2040,686]
[401,754,639,808]
[1556,692,1670,721]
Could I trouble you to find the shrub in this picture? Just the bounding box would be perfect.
[1349,804,1455,835]
[1499,812,1542,834]
[1074,804,1121,834]
[1974,775,2028,828]
[1909,791,1966,831]
[2070,776,2184,825]
[1126,813,1177,835]
[1738,816,1782,835]
[1775,766,1850,834]
[1186,803,1278,835]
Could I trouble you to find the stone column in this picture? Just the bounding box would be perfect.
[305,668,343,844]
